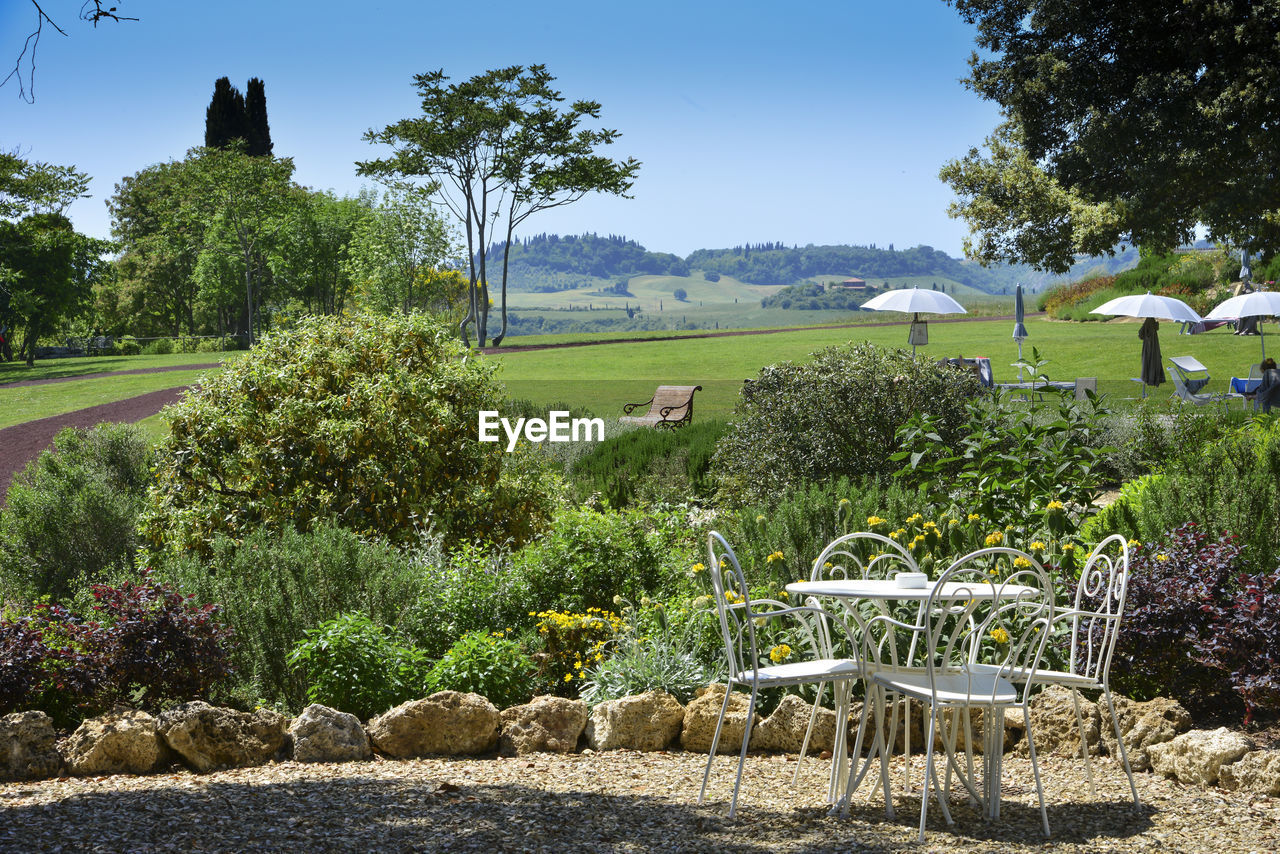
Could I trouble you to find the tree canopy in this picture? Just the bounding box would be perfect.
[358,65,640,347]
[941,0,1280,271]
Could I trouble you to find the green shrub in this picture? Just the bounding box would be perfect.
[287,611,426,720]
[714,476,923,587]
[143,337,174,355]
[153,523,429,710]
[0,424,151,603]
[712,342,981,506]
[141,312,558,554]
[116,336,142,356]
[581,598,715,706]
[569,419,727,508]
[511,506,697,617]
[195,337,225,353]
[424,630,536,710]
[1115,418,1280,573]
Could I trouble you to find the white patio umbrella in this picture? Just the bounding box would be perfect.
[861,287,967,354]
[1091,292,1202,395]
[1204,290,1280,361]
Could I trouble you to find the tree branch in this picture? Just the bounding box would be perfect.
[4,1,137,103]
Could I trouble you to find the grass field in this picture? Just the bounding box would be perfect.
[0,353,232,431]
[490,316,1276,418]
[3,317,1272,434]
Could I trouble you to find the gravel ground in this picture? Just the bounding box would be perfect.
[2,750,1276,853]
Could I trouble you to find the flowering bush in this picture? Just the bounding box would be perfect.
[580,598,715,706]
[532,608,622,696]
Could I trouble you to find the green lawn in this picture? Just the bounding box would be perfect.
[489,316,1274,418]
[0,351,233,385]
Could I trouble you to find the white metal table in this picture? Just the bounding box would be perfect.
[785,577,1039,816]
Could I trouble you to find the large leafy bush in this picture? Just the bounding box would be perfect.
[0,423,151,603]
[424,630,536,710]
[712,342,981,506]
[140,312,557,554]
[155,523,428,709]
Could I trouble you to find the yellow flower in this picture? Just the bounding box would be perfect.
[1062,543,1076,553]
[1013,556,1032,569]
[564,673,573,682]
[989,626,1010,644]
[755,515,766,523]
[823,561,833,570]
[1127,539,1141,549]
[769,644,793,664]
[867,515,886,527]
[691,562,706,574]
[1030,541,1046,552]
[766,551,784,564]
[948,518,960,528]
[968,513,981,522]
[839,498,851,507]
[911,534,926,547]
[907,513,924,524]
[1046,500,1065,512]
[923,521,938,531]
[1156,553,1170,562]
[985,531,1004,547]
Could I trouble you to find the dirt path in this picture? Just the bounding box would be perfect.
[0,386,189,500]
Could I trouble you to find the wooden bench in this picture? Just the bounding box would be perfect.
[619,385,702,429]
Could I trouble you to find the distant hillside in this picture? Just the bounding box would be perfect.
[491,233,1139,294]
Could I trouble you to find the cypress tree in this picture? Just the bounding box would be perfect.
[205,77,249,149]
[244,77,273,157]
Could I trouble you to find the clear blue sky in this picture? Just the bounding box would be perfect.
[1,0,1002,258]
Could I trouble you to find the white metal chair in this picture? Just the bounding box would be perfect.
[1014,534,1139,804]
[806,532,921,794]
[698,531,863,817]
[856,548,1054,841]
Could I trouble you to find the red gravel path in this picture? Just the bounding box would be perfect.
[0,386,189,500]
[0,363,221,389]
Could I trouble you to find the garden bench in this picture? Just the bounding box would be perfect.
[619,385,702,429]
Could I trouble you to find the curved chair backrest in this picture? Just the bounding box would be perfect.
[707,531,758,683]
[926,547,1053,706]
[1069,534,1131,684]
[810,531,920,582]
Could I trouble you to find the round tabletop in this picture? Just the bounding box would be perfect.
[785,578,1039,602]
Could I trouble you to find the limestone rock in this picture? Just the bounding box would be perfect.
[1148,727,1254,786]
[158,701,287,772]
[367,692,500,758]
[1012,686,1100,758]
[1099,694,1193,772]
[1219,749,1280,796]
[680,685,753,754]
[585,690,684,752]
[289,704,370,764]
[1,711,63,782]
[63,709,169,776]
[499,696,587,756]
[752,693,839,754]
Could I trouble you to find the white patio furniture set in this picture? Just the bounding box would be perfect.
[697,529,1136,843]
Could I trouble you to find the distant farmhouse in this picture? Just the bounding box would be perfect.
[837,278,871,290]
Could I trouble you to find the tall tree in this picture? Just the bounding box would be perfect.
[0,212,110,365]
[244,77,273,157]
[204,77,248,150]
[941,0,1280,271]
[358,65,639,347]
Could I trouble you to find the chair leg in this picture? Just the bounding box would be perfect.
[794,681,825,787]
[728,684,759,819]
[1023,704,1051,837]
[918,704,940,843]
[1070,688,1097,797]
[1102,685,1141,806]
[698,684,735,806]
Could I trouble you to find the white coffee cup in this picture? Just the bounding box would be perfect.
[895,572,927,589]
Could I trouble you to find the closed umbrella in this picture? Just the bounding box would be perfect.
[1091,292,1202,396]
[1013,284,1029,381]
[861,287,967,355]
[1204,290,1280,361]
